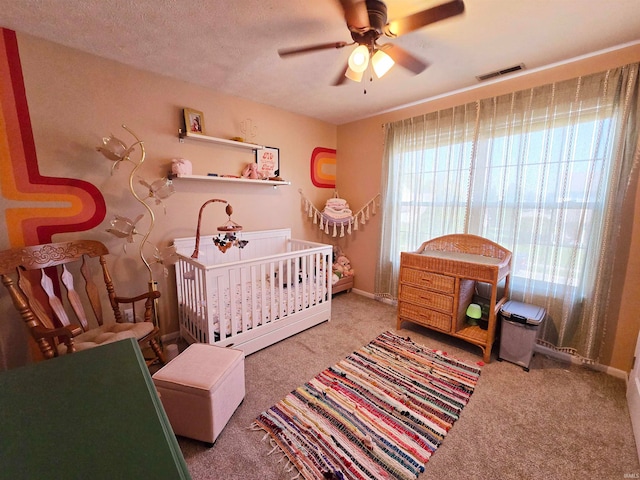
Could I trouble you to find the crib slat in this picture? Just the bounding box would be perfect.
[215,273,226,339]
[248,266,255,330]
[259,263,268,325]
[269,260,276,322]
[301,254,308,309]
[228,268,239,338]
[239,266,249,333]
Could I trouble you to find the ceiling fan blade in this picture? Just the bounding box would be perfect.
[337,0,370,31]
[332,63,349,86]
[278,41,349,57]
[385,0,465,37]
[381,44,429,75]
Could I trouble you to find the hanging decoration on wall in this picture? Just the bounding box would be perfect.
[298,189,380,238]
[239,118,257,143]
[310,147,336,188]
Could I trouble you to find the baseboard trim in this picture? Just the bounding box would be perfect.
[351,288,373,299]
[351,289,399,307]
[534,344,627,380]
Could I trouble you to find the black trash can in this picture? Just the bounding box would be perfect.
[498,300,546,372]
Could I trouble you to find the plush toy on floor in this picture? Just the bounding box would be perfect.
[332,246,354,285]
[331,246,355,295]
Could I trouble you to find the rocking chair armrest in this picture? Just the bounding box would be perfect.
[114,290,161,304]
[32,323,83,339]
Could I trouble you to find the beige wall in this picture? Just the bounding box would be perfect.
[3,30,639,372]
[0,33,337,369]
[336,44,640,372]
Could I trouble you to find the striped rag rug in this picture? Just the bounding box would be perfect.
[253,331,482,480]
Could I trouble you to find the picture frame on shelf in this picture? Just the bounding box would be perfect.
[183,108,205,134]
[255,146,280,178]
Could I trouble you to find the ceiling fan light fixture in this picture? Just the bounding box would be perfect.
[371,49,394,78]
[385,21,399,38]
[345,66,364,82]
[348,45,370,73]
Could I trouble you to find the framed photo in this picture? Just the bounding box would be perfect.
[183,108,205,134]
[255,146,280,178]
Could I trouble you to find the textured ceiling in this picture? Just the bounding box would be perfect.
[1,0,639,125]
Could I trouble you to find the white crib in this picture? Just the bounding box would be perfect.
[173,229,332,355]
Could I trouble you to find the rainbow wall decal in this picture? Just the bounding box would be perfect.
[310,147,336,189]
[0,29,105,248]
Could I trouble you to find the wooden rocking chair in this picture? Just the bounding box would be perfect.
[0,239,166,366]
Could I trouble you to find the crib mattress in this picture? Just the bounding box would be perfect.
[185,279,326,337]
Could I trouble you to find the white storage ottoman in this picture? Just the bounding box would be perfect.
[152,343,245,444]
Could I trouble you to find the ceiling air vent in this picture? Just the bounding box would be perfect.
[476,63,526,82]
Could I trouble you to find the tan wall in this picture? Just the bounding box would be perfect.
[0,33,336,369]
[3,31,639,372]
[336,44,640,372]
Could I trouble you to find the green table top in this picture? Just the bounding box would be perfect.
[0,338,191,480]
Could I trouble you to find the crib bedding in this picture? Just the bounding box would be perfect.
[183,278,326,338]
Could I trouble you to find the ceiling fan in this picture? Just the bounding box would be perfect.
[278,0,465,85]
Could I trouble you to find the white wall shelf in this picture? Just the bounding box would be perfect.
[169,173,290,187]
[178,129,264,150]
[174,129,287,186]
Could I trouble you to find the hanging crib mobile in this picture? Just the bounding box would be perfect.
[298,189,381,238]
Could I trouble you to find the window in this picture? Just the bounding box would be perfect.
[377,64,639,361]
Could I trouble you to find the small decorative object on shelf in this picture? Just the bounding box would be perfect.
[171,158,192,176]
[97,125,179,329]
[191,199,248,258]
[240,118,258,143]
[255,146,280,178]
[299,189,381,237]
[466,303,482,326]
[241,162,265,179]
[183,108,205,134]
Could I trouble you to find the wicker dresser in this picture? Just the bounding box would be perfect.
[397,234,511,363]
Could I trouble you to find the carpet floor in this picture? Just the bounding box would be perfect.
[176,293,640,480]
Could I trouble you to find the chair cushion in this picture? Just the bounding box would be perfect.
[57,322,155,354]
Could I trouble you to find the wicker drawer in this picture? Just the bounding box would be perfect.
[398,302,452,332]
[399,284,453,313]
[399,267,455,293]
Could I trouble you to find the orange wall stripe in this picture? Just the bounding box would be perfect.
[0,28,105,247]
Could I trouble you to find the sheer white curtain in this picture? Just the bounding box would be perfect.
[376,63,640,362]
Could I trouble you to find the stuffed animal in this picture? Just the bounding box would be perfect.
[332,246,354,284]
[334,254,354,277]
[171,158,192,175]
[241,162,263,179]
